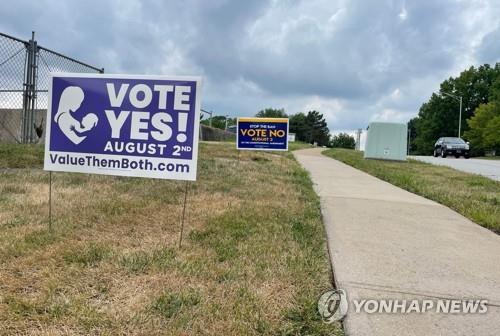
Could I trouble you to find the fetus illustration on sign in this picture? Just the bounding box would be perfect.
[54,86,98,145]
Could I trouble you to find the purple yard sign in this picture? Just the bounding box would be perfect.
[44,73,202,181]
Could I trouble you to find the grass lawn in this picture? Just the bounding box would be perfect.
[0,143,44,168]
[0,142,341,335]
[323,148,500,234]
[288,142,315,151]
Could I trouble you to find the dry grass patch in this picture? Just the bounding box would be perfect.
[0,142,342,335]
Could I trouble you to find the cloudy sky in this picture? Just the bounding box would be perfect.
[2,0,500,135]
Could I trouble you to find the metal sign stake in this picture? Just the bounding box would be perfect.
[48,171,52,230]
[178,181,189,248]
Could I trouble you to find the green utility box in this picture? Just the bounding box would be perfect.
[364,122,407,161]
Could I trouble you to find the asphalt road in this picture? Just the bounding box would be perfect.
[410,156,500,181]
[295,148,500,336]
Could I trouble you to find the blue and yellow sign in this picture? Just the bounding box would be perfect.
[237,117,289,151]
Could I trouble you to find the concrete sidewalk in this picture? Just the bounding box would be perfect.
[295,148,500,336]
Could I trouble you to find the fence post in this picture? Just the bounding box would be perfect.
[22,31,37,143]
[3,30,103,144]
[29,33,38,143]
[21,35,32,143]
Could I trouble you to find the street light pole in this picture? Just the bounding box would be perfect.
[459,96,462,138]
[225,115,229,131]
[441,91,463,138]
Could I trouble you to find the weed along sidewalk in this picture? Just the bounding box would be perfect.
[0,142,341,335]
[294,148,500,336]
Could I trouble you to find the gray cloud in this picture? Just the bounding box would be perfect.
[1,0,498,132]
[477,28,500,64]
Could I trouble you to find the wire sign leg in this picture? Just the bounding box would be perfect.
[178,181,189,248]
[48,171,52,230]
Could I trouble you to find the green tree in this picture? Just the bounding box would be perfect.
[304,111,330,146]
[255,108,288,118]
[407,117,419,154]
[465,102,500,154]
[289,112,308,141]
[330,133,355,149]
[290,111,330,146]
[412,63,500,154]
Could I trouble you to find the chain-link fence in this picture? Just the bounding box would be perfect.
[200,125,236,141]
[0,31,103,143]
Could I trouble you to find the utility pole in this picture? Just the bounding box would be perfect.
[355,129,362,151]
[225,115,229,131]
[459,96,462,138]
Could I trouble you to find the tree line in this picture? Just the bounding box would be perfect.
[255,108,357,148]
[201,107,356,148]
[255,108,333,146]
[410,63,500,156]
